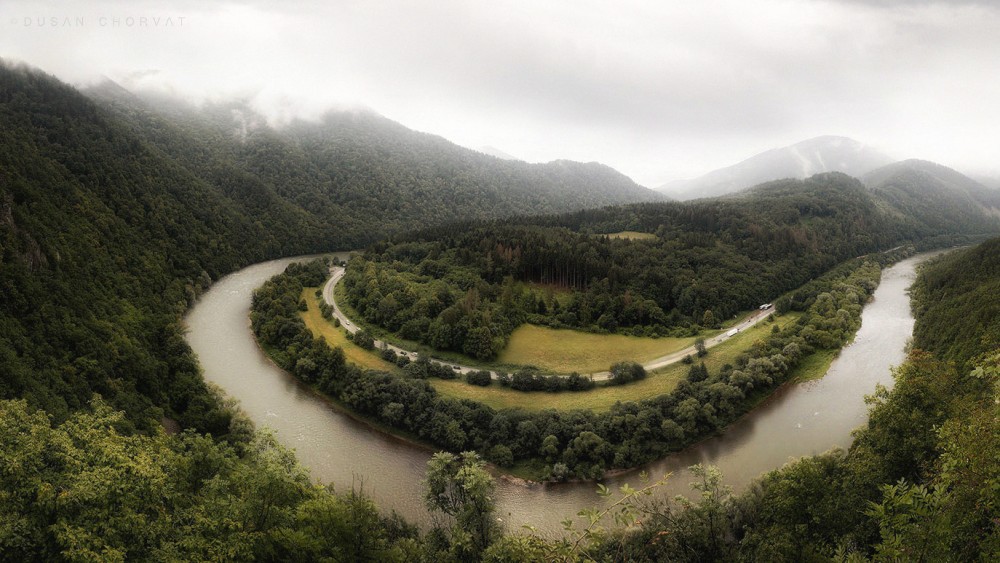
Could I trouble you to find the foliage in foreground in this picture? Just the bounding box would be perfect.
[0,397,427,562]
[480,349,999,562]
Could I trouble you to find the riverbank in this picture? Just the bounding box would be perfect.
[186,252,935,535]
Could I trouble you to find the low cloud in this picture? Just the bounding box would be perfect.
[2,0,997,185]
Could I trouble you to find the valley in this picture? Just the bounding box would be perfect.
[3,58,1000,560]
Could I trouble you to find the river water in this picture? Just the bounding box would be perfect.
[184,252,931,535]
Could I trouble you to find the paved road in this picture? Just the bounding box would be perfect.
[323,266,774,381]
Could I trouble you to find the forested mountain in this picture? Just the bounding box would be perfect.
[1,62,284,430]
[864,159,1000,239]
[974,175,1000,190]
[911,237,1000,371]
[284,112,663,234]
[86,77,663,245]
[0,59,658,425]
[0,62,659,558]
[660,135,893,200]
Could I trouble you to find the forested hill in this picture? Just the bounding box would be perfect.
[350,171,1000,359]
[0,62,292,428]
[85,77,662,245]
[286,112,662,224]
[864,159,1000,240]
[911,237,1000,371]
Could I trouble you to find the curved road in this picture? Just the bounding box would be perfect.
[323,265,774,381]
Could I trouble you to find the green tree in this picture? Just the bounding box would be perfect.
[702,310,716,328]
[424,451,500,560]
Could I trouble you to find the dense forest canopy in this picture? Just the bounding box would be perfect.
[344,171,1000,359]
[910,238,1000,371]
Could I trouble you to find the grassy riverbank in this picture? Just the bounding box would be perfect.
[300,288,400,372]
[498,324,698,373]
[431,312,804,412]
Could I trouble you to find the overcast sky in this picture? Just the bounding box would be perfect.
[3,0,998,186]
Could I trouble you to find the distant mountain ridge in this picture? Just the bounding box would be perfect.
[974,176,1000,190]
[476,145,520,160]
[661,136,894,200]
[84,78,663,248]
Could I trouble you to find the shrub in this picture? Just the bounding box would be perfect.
[466,370,493,387]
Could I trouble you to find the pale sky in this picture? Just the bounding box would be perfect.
[3,0,999,186]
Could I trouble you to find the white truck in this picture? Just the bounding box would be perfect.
[725,328,739,337]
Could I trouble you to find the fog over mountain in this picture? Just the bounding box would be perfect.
[863,159,1000,236]
[660,136,894,200]
[2,0,999,185]
[476,146,521,161]
[974,176,1000,191]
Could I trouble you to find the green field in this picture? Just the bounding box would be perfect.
[430,370,687,412]
[432,312,806,412]
[498,324,698,373]
[299,288,400,373]
[335,279,696,373]
[605,231,657,240]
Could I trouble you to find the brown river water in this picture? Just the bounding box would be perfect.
[184,251,933,535]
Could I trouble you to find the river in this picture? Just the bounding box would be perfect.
[184,252,932,535]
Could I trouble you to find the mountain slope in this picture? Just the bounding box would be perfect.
[911,238,1000,370]
[863,159,1000,239]
[87,79,663,245]
[662,136,893,200]
[974,175,1000,190]
[476,145,519,160]
[284,111,664,237]
[0,62,282,428]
